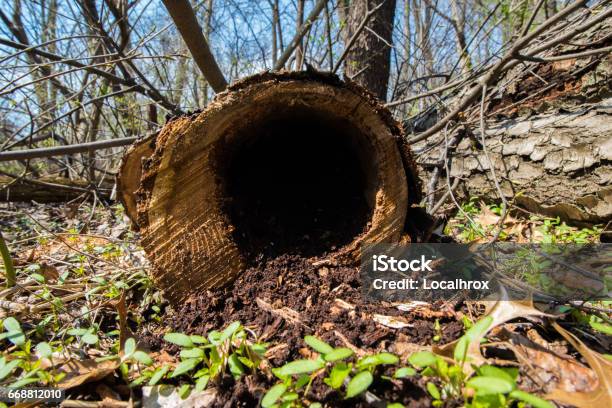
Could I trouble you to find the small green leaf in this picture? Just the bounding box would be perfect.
[67,328,88,336]
[477,365,517,386]
[304,336,334,354]
[164,332,194,348]
[0,360,21,381]
[467,376,514,395]
[170,358,200,378]
[262,383,287,408]
[148,366,170,385]
[9,377,40,388]
[133,351,153,366]
[509,390,554,408]
[374,352,399,364]
[454,316,493,363]
[190,335,208,344]
[31,273,45,283]
[345,371,373,399]
[274,359,324,377]
[295,374,311,389]
[124,338,136,356]
[228,353,245,377]
[208,330,221,344]
[589,320,612,335]
[408,351,437,368]
[130,376,147,387]
[178,384,191,399]
[427,382,440,400]
[180,348,205,359]
[195,374,210,392]
[35,342,53,359]
[82,333,99,345]
[324,348,354,362]
[4,331,25,346]
[358,352,399,369]
[387,403,405,408]
[282,392,298,401]
[251,343,268,356]
[219,321,241,342]
[2,317,21,332]
[324,362,351,389]
[394,367,416,378]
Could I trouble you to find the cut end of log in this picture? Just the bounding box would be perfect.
[118,72,420,303]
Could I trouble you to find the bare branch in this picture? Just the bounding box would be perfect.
[161,0,228,93]
[0,37,181,114]
[0,137,139,162]
[273,0,327,71]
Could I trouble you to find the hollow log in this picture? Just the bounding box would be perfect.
[118,72,421,303]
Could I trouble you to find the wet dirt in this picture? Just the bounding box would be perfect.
[139,252,464,407]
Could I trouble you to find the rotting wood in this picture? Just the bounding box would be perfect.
[0,176,111,202]
[119,71,421,304]
[417,16,612,225]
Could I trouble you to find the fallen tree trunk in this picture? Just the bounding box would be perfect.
[0,176,111,202]
[119,72,422,303]
[416,16,612,226]
[445,99,611,225]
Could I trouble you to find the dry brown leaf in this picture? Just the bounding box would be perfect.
[58,359,118,390]
[482,288,550,329]
[115,291,132,349]
[508,330,597,392]
[372,314,413,329]
[40,263,59,282]
[435,289,552,371]
[393,338,428,361]
[394,301,430,312]
[546,322,612,407]
[475,204,501,227]
[96,382,123,403]
[255,297,310,328]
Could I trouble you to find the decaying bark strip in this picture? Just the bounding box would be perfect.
[118,72,422,303]
[417,16,612,225]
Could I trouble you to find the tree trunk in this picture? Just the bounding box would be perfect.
[338,0,397,101]
[418,20,612,226]
[0,176,111,202]
[118,72,422,303]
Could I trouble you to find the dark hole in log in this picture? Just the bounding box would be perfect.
[221,109,375,259]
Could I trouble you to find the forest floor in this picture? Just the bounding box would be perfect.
[0,200,609,407]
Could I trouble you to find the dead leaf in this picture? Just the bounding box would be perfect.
[394,301,430,312]
[58,359,119,390]
[256,297,310,329]
[40,263,59,282]
[435,288,552,371]
[546,322,612,407]
[334,298,355,310]
[115,291,132,349]
[392,334,428,361]
[508,330,597,392]
[142,385,216,408]
[475,203,501,227]
[482,287,550,329]
[372,314,413,329]
[96,383,123,404]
